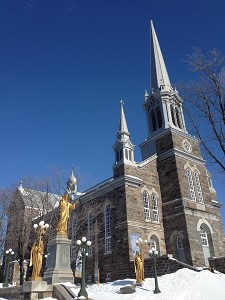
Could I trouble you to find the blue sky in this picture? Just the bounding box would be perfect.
[1,0,225,220]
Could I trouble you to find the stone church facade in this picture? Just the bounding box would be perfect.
[71,21,225,281]
[4,22,225,284]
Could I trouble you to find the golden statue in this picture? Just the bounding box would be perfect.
[134,252,144,283]
[56,193,77,234]
[30,238,44,279]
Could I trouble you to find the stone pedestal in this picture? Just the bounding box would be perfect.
[23,281,50,300]
[43,234,74,284]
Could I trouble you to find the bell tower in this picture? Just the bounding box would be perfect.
[113,100,136,178]
[140,21,187,160]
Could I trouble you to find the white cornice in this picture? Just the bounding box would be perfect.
[158,147,205,165]
[137,154,157,168]
[139,127,199,148]
[79,175,143,204]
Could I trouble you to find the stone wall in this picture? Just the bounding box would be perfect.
[143,255,199,278]
[208,256,225,274]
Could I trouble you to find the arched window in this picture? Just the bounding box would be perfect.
[186,167,196,201]
[125,149,128,160]
[170,105,176,126]
[207,175,213,189]
[151,109,157,131]
[72,217,77,246]
[200,226,208,246]
[105,204,111,252]
[175,107,182,129]
[120,149,123,160]
[129,150,132,161]
[152,193,159,222]
[71,217,77,261]
[156,106,162,128]
[143,191,150,221]
[150,237,157,250]
[176,236,184,250]
[194,169,204,203]
[87,212,93,255]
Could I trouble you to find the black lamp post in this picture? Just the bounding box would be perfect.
[3,248,14,287]
[149,247,161,294]
[76,237,92,299]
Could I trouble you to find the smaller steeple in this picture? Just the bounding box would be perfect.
[117,100,130,142]
[66,168,77,195]
[113,100,135,167]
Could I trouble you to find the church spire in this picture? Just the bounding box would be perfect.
[117,100,130,142]
[140,21,187,160]
[150,20,172,93]
[113,100,135,167]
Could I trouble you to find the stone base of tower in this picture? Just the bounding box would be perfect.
[43,234,74,285]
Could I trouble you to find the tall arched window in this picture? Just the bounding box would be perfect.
[125,149,128,160]
[176,236,184,250]
[151,109,157,131]
[150,237,157,250]
[71,217,77,261]
[200,226,208,246]
[175,107,182,129]
[143,191,150,221]
[72,217,77,246]
[152,193,159,222]
[194,169,204,203]
[156,106,162,128]
[129,150,132,161]
[87,212,93,255]
[186,167,196,201]
[105,204,111,253]
[170,105,176,126]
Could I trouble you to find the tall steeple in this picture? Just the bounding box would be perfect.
[140,21,187,160]
[150,20,172,93]
[113,100,135,167]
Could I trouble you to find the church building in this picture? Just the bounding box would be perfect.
[71,21,225,281]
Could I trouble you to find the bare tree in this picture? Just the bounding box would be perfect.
[5,177,59,285]
[2,167,92,285]
[181,48,225,173]
[0,189,12,260]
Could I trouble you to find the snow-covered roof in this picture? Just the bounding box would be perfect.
[18,186,60,211]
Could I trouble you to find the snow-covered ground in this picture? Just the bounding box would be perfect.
[85,268,225,300]
[1,268,225,299]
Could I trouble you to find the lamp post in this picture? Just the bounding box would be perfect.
[76,237,92,299]
[3,248,14,287]
[149,247,161,294]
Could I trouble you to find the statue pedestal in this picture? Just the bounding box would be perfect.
[43,234,74,285]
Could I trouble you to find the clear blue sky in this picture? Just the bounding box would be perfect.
[1,0,225,220]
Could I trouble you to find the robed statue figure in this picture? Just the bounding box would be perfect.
[56,193,77,234]
[30,238,44,279]
[134,252,144,283]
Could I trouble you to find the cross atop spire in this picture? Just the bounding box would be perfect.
[150,20,172,93]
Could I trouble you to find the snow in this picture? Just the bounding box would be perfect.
[85,268,225,300]
[0,268,224,300]
[69,268,225,300]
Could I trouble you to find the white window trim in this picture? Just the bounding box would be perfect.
[152,193,159,222]
[194,169,204,204]
[143,191,151,222]
[185,167,196,201]
[105,204,111,253]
